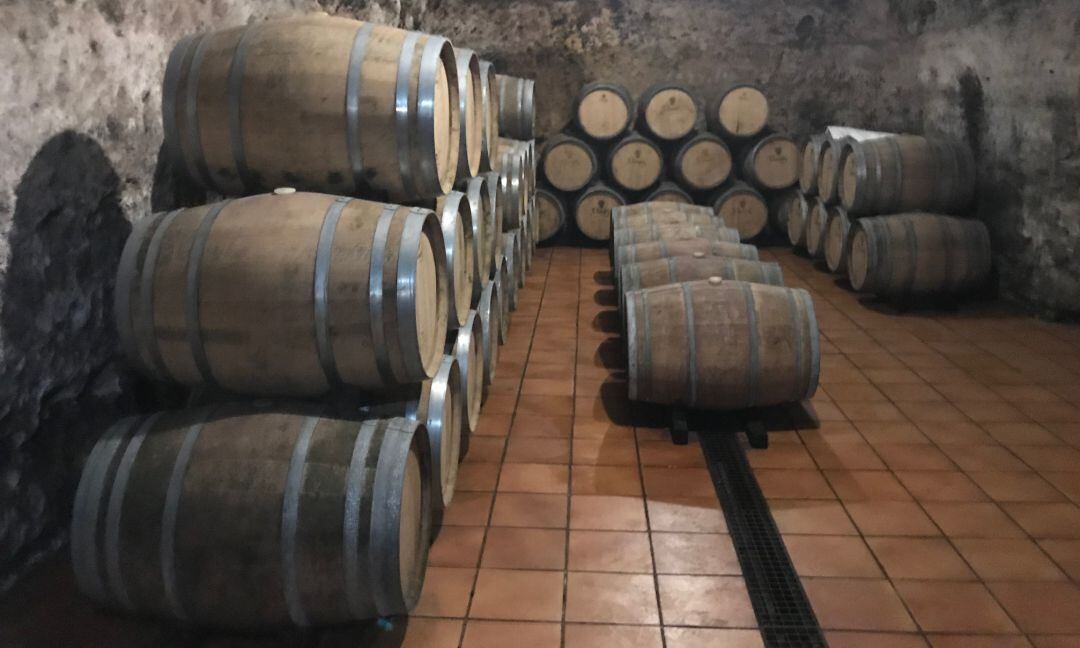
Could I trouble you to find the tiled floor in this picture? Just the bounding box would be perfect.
[408,245,1080,648]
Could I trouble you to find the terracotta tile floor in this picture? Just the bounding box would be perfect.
[417,245,1080,647]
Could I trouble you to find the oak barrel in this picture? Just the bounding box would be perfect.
[163,15,458,201]
[483,171,505,276]
[536,189,566,243]
[786,192,810,248]
[574,82,634,141]
[575,183,627,241]
[614,239,761,275]
[645,182,694,205]
[637,82,698,141]
[740,134,800,190]
[799,134,827,195]
[459,175,494,289]
[115,192,448,395]
[495,74,535,140]
[452,48,483,180]
[449,310,484,437]
[711,182,769,240]
[493,256,511,343]
[498,148,527,230]
[625,280,819,409]
[436,191,477,326]
[607,132,664,192]
[816,140,841,204]
[476,280,501,395]
[477,59,499,172]
[503,230,523,306]
[804,197,829,259]
[71,409,432,628]
[542,134,597,192]
[673,133,733,192]
[613,208,720,233]
[611,222,741,249]
[823,205,852,274]
[769,189,799,236]
[847,213,991,297]
[620,257,785,300]
[839,135,976,215]
[709,84,769,140]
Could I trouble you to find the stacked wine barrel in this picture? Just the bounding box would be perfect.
[788,125,990,301]
[73,13,538,631]
[612,202,821,411]
[538,81,800,245]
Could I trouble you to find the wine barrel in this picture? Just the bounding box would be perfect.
[536,189,566,243]
[708,84,769,140]
[711,182,768,241]
[499,138,536,197]
[482,171,505,276]
[613,209,719,233]
[435,191,477,326]
[493,256,511,343]
[163,15,458,202]
[115,192,448,396]
[71,409,432,628]
[740,134,800,190]
[542,134,597,192]
[614,239,761,274]
[477,280,501,395]
[574,82,633,141]
[612,222,741,248]
[769,189,799,236]
[672,133,732,192]
[607,132,664,192]
[459,175,493,290]
[645,182,694,205]
[816,140,841,204]
[477,59,499,172]
[620,257,785,313]
[800,134,827,196]
[787,192,810,248]
[804,197,829,258]
[498,148,527,230]
[823,205,852,274]
[574,183,627,241]
[496,74,535,140]
[613,202,714,218]
[452,48,483,179]
[503,230,523,305]
[625,279,819,409]
[448,310,484,438]
[847,213,992,297]
[839,135,976,216]
[637,82,698,141]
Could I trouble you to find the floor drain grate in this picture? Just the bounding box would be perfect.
[699,428,826,648]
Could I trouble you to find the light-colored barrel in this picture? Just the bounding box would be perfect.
[839,135,976,215]
[614,238,761,273]
[114,192,448,396]
[816,140,841,204]
[740,134,800,190]
[476,280,500,395]
[824,205,852,274]
[613,209,720,233]
[613,202,714,218]
[645,182,694,205]
[71,410,431,628]
[459,175,492,295]
[493,256,511,343]
[435,191,476,327]
[620,257,785,298]
[162,15,458,202]
[542,134,597,192]
[625,279,819,409]
[482,171,505,276]
[535,189,566,243]
[607,132,664,193]
[477,60,499,172]
[449,310,484,437]
[503,230,523,306]
[800,134,827,195]
[847,213,992,297]
[452,48,483,179]
[711,182,768,241]
[709,84,769,140]
[612,222,741,248]
[574,82,633,141]
[498,148,527,230]
[496,74,535,140]
[673,133,732,192]
[575,183,627,241]
[787,192,810,248]
[804,198,829,259]
[637,82,698,141]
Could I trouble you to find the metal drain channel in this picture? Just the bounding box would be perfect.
[698,428,826,648]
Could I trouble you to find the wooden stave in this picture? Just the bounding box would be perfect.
[162,15,460,202]
[786,191,810,248]
[574,183,628,242]
[611,222,742,248]
[574,81,634,141]
[619,256,785,313]
[846,213,992,297]
[613,238,761,276]
[497,148,527,230]
[804,197,830,258]
[476,280,501,397]
[613,210,721,233]
[535,189,567,243]
[477,59,499,172]
[612,202,714,218]
[645,182,694,205]
[115,192,449,396]
[435,190,477,328]
[451,48,483,180]
[70,409,433,629]
[448,310,484,438]
[458,175,492,300]
[672,132,733,192]
[541,134,597,192]
[625,280,819,410]
[637,81,699,141]
[740,133,800,191]
[708,83,769,140]
[710,182,769,241]
[502,230,523,309]
[606,131,665,193]
[482,171,505,277]
[816,139,841,204]
[799,134,827,195]
[492,256,511,343]
[823,205,852,274]
[495,74,535,140]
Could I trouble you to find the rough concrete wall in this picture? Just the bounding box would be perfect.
[0,0,424,594]
[896,0,1080,318]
